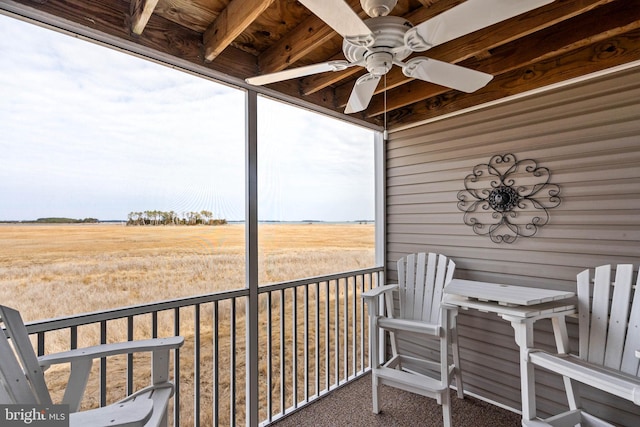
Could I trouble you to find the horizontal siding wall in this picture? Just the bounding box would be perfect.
[386,65,640,425]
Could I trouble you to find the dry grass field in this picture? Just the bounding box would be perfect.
[0,222,374,321]
[0,223,375,425]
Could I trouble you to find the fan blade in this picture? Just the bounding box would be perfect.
[246,60,351,86]
[299,0,374,47]
[402,57,492,93]
[405,0,554,51]
[345,74,381,114]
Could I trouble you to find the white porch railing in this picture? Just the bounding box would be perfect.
[24,267,382,426]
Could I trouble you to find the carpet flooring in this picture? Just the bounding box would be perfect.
[272,373,522,427]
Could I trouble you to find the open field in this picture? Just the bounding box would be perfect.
[0,223,375,425]
[0,222,375,321]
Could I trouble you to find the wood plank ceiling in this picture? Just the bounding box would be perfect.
[3,0,640,130]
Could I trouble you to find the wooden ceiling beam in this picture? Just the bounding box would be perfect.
[365,0,640,117]
[400,0,616,66]
[203,0,275,62]
[6,0,638,130]
[359,0,617,107]
[388,28,640,128]
[256,13,339,75]
[470,0,640,75]
[5,0,256,78]
[354,0,616,108]
[153,0,221,33]
[415,0,447,7]
[130,0,159,35]
[257,0,364,75]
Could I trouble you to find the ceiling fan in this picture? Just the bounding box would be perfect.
[245,0,554,114]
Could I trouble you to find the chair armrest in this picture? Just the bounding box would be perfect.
[377,317,440,336]
[38,336,184,413]
[636,350,639,359]
[70,397,154,427]
[529,351,640,405]
[38,336,184,368]
[361,284,398,299]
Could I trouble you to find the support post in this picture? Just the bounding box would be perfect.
[374,131,386,364]
[245,89,259,427]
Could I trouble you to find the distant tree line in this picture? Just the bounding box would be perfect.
[0,217,100,224]
[126,210,227,226]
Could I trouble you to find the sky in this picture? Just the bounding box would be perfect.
[0,15,375,222]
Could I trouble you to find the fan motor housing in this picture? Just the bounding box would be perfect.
[342,16,413,67]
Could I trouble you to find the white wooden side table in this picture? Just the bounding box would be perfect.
[442,279,576,423]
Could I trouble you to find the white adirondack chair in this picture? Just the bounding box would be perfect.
[524,264,640,427]
[0,305,184,427]
[362,252,463,427]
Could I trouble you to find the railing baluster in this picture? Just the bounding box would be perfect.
[304,283,309,403]
[194,304,201,427]
[279,289,285,414]
[325,280,330,390]
[357,275,361,374]
[230,298,236,427]
[70,326,77,350]
[353,276,358,376]
[152,311,158,339]
[292,286,297,408]
[37,332,45,357]
[360,274,366,373]
[100,320,107,407]
[266,292,272,422]
[334,279,339,387]
[344,278,348,382]
[314,281,320,398]
[213,301,219,427]
[174,308,181,427]
[127,315,134,395]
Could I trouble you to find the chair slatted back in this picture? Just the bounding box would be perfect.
[0,305,53,405]
[577,264,640,376]
[397,253,455,323]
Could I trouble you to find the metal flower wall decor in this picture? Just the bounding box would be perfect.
[457,153,561,244]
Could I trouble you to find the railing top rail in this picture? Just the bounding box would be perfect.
[25,267,383,334]
[25,287,249,334]
[258,266,383,294]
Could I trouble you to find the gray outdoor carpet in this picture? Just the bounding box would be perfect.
[272,372,522,427]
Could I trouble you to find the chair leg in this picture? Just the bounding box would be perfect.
[160,408,168,427]
[372,374,381,414]
[441,389,452,427]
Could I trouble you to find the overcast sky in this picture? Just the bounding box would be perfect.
[0,15,375,222]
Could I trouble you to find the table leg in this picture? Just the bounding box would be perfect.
[510,320,536,422]
[448,308,464,398]
[551,316,579,410]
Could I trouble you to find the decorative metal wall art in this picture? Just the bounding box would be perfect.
[457,153,561,244]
